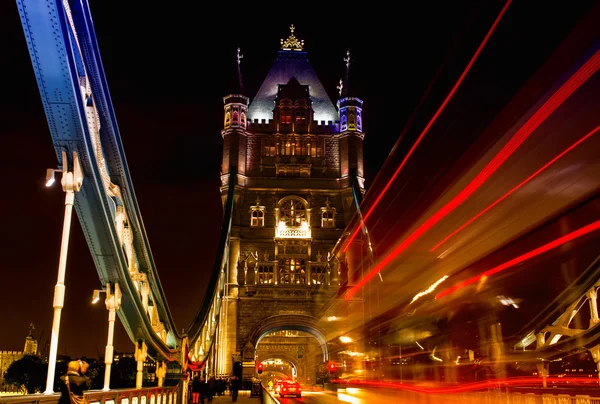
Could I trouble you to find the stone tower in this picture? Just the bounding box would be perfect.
[218,26,365,383]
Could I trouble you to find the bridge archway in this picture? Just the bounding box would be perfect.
[256,352,301,380]
[245,314,329,362]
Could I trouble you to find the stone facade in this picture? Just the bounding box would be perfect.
[218,29,365,383]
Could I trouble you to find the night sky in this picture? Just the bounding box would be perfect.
[1,1,596,358]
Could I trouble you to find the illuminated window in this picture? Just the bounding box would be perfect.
[263,138,277,156]
[341,114,347,131]
[224,111,231,128]
[279,197,307,227]
[278,258,306,284]
[295,107,306,125]
[311,264,327,285]
[257,265,274,284]
[250,197,265,227]
[310,139,323,157]
[281,108,292,124]
[321,198,336,228]
[232,110,239,125]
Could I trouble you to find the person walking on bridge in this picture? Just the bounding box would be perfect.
[229,375,240,402]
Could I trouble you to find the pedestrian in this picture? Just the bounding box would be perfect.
[207,376,216,403]
[229,375,239,402]
[59,360,90,404]
[191,376,201,404]
[199,378,208,404]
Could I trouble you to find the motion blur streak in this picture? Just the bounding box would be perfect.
[435,219,600,300]
[341,376,599,394]
[430,125,600,252]
[341,0,513,254]
[344,48,600,301]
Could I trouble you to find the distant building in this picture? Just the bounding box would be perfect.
[0,324,38,390]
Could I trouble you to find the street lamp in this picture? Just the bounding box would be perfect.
[44,151,84,395]
[92,283,122,391]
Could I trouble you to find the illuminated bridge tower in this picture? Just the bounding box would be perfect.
[218,26,365,383]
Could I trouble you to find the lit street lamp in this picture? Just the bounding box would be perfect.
[92,283,122,391]
[44,151,84,394]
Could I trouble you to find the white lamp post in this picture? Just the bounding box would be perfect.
[92,283,122,391]
[44,151,84,394]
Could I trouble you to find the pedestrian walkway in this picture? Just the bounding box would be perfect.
[209,390,261,403]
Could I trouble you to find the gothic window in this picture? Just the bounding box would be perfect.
[241,112,246,126]
[250,197,265,227]
[263,138,277,156]
[310,264,327,285]
[224,111,231,128]
[251,210,264,227]
[278,258,306,285]
[279,197,307,227]
[257,265,274,284]
[295,107,307,125]
[284,141,292,155]
[310,139,323,157]
[356,113,362,131]
[341,114,348,131]
[321,198,336,228]
[281,108,292,124]
[232,110,239,125]
[348,110,356,130]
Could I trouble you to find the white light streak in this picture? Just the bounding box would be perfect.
[411,275,449,304]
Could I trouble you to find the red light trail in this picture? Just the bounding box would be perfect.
[339,376,598,394]
[430,125,600,252]
[435,219,600,300]
[341,0,513,254]
[344,48,600,301]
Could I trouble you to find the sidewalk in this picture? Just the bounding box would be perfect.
[208,390,260,403]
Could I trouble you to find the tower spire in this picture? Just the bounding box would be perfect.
[236,47,245,94]
[342,49,351,97]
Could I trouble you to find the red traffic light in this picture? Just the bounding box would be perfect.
[328,362,336,372]
[257,362,264,374]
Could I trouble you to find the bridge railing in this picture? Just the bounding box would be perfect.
[0,386,179,404]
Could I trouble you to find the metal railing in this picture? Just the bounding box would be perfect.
[0,386,179,404]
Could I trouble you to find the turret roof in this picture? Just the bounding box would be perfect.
[247,27,338,123]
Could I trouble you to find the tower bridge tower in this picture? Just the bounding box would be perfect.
[218,26,365,383]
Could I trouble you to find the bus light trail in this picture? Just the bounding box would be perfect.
[430,125,600,252]
[341,0,513,254]
[344,48,600,301]
[435,220,600,300]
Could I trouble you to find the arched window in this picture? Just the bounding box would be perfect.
[281,108,292,124]
[279,100,293,125]
[224,111,231,128]
[341,114,348,132]
[250,197,265,227]
[295,107,307,125]
[279,197,307,227]
[321,198,336,228]
[348,110,356,130]
[251,210,264,227]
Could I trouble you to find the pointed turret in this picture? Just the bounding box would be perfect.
[337,49,365,200]
[23,323,38,355]
[222,48,250,178]
[248,25,338,124]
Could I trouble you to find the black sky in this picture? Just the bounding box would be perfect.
[1,1,597,358]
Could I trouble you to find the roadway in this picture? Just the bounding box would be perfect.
[212,386,600,403]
